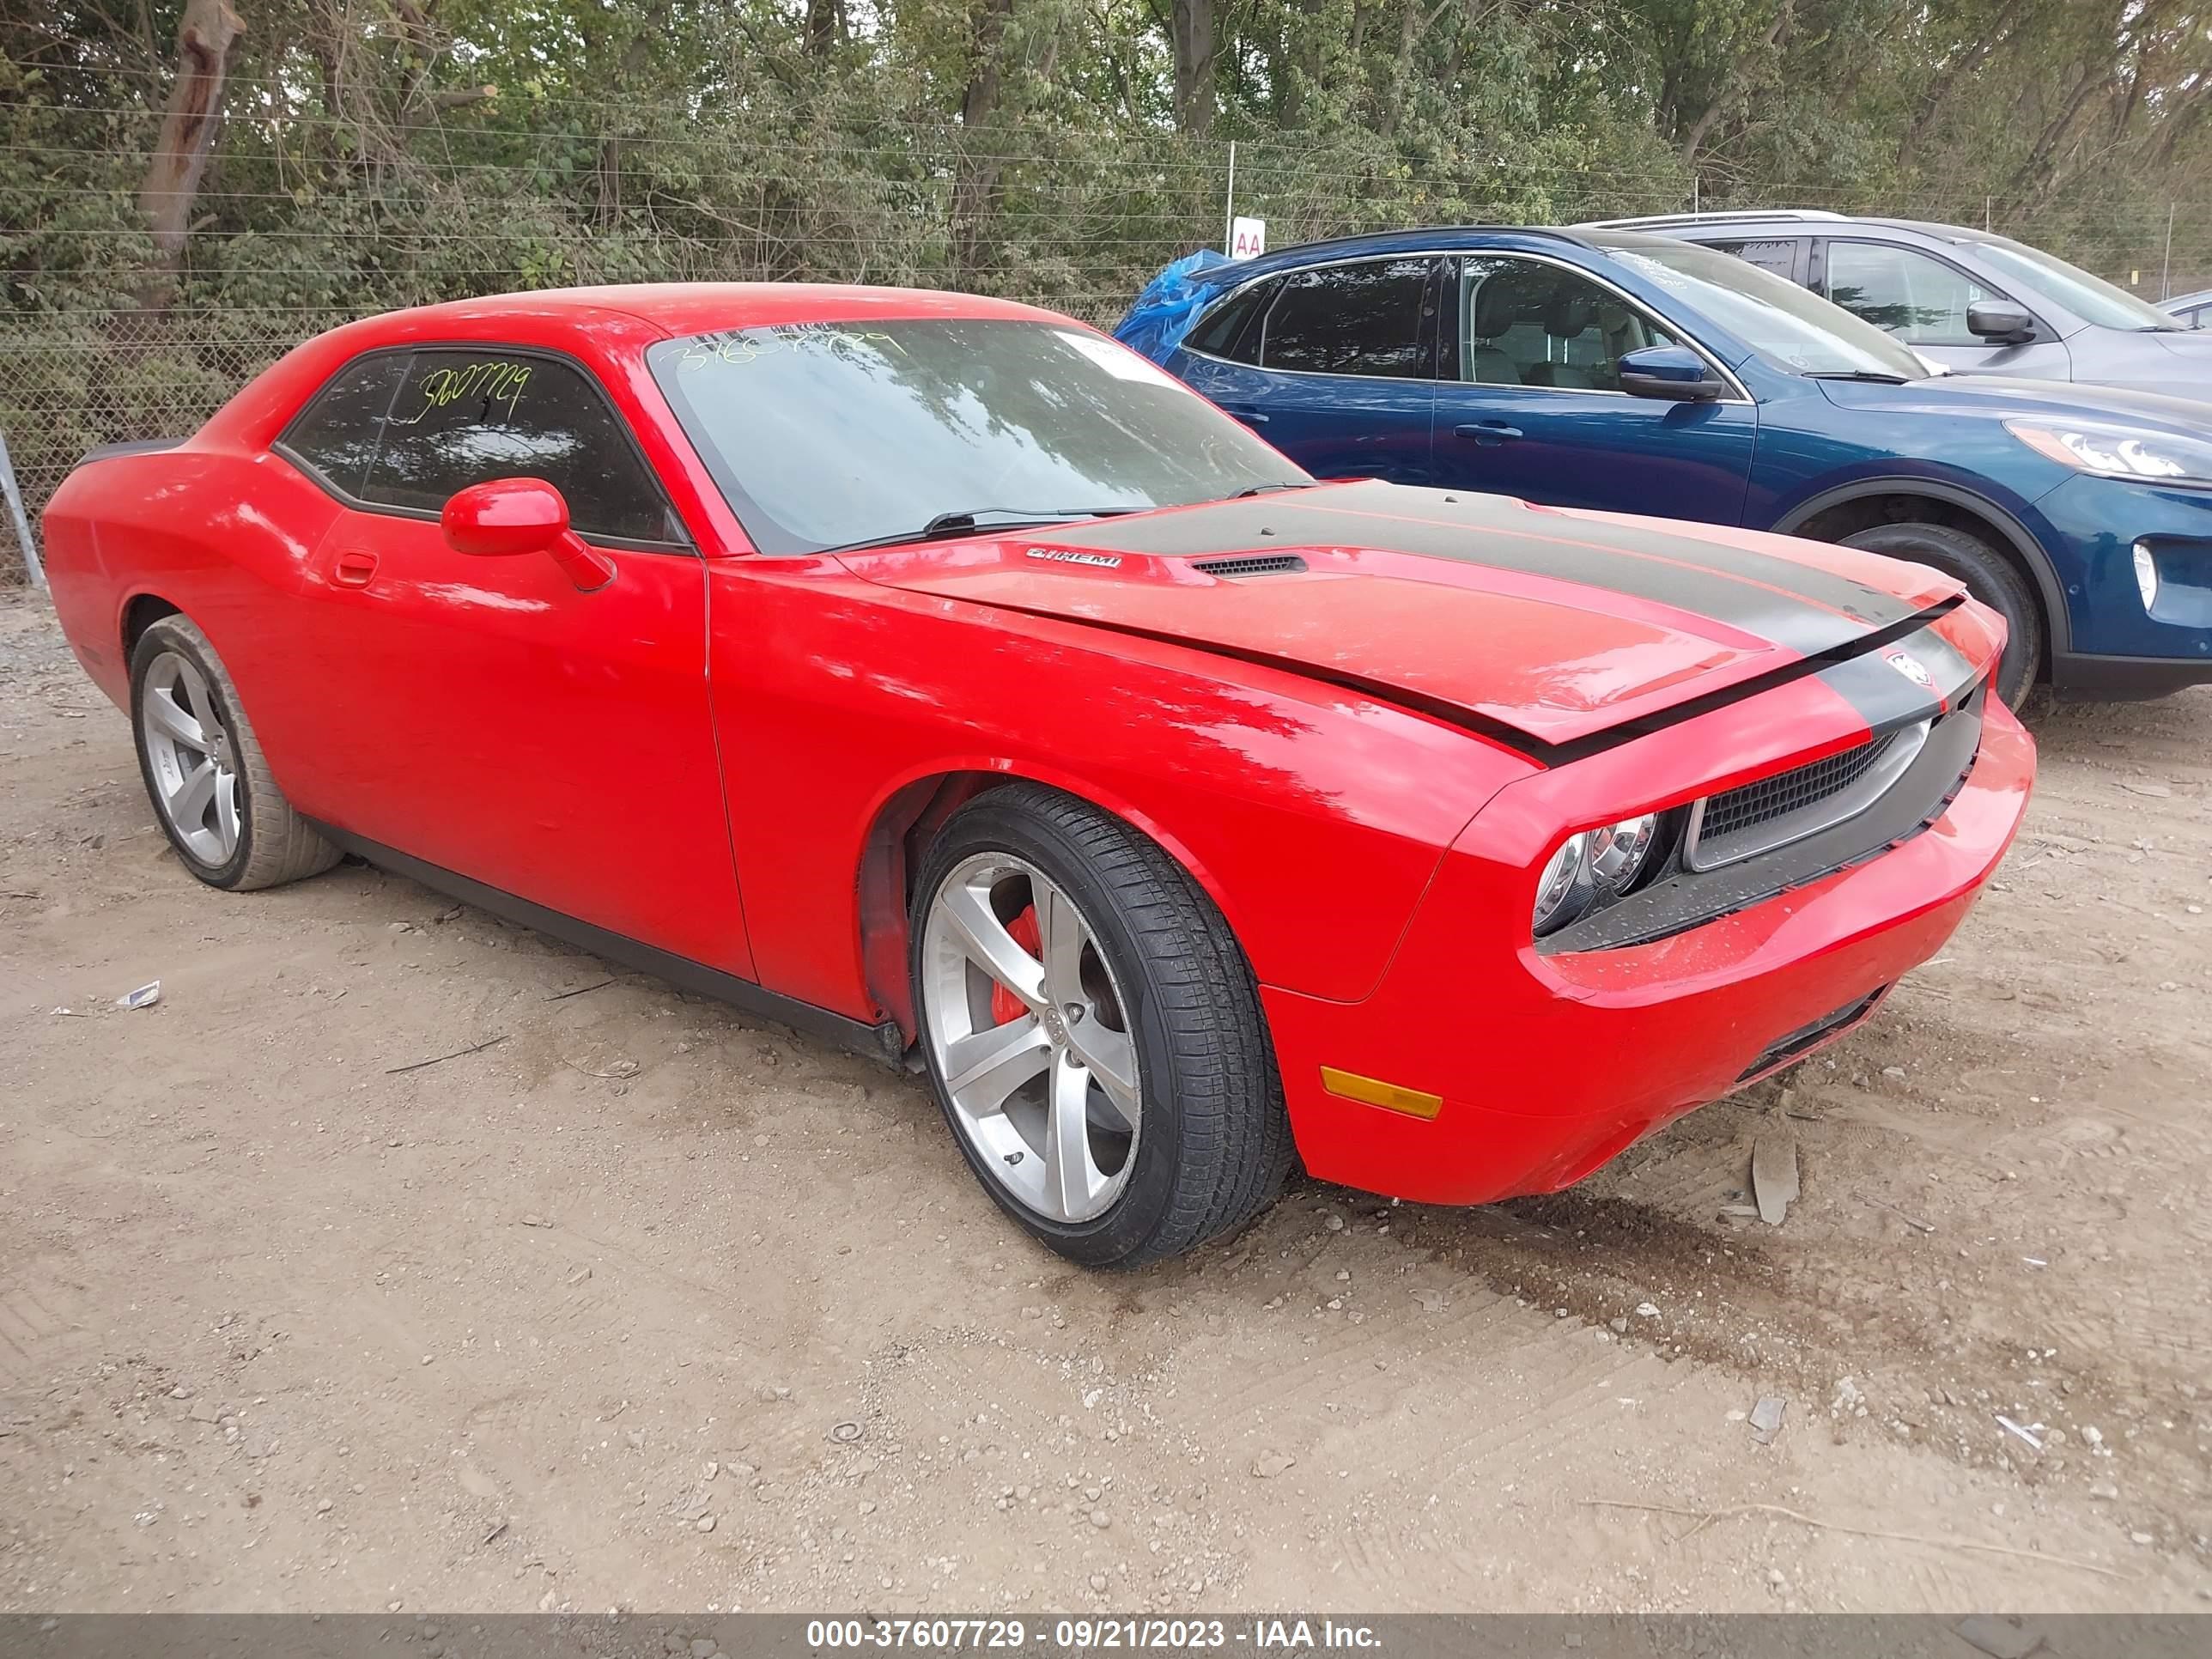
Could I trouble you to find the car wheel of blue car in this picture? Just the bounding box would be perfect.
[1839,522,2043,710]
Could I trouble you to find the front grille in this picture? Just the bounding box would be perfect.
[1190,553,1308,578]
[1542,683,1985,956]
[1735,987,1888,1082]
[1702,733,1897,842]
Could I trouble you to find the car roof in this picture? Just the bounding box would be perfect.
[1582,210,1998,245]
[1196,225,1601,284]
[349,283,1071,340]
[1578,209,1849,228]
[1861,217,2005,244]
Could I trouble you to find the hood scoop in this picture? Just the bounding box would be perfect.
[1190,553,1309,579]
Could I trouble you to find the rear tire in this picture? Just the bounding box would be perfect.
[909,784,1293,1268]
[129,615,341,891]
[1837,521,2042,709]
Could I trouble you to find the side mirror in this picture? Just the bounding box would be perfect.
[441,477,613,592]
[1618,344,1726,402]
[1966,300,2035,344]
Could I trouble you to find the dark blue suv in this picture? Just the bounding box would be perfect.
[1116,228,2212,704]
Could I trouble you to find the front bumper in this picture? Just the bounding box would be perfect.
[1259,689,2034,1208]
[2051,649,2212,701]
[2037,473,2212,680]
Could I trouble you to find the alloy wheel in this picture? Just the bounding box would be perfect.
[139,649,241,866]
[920,853,1142,1224]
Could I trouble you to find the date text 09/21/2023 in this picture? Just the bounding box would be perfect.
[803,1619,1382,1650]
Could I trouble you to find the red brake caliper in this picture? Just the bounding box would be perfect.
[990,905,1042,1027]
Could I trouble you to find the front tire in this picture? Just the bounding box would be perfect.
[130,615,341,890]
[1837,521,2042,709]
[909,785,1293,1268]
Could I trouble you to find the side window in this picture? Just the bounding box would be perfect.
[1187,279,1277,363]
[1706,238,1802,284]
[1258,258,1433,378]
[280,354,409,498]
[1460,258,1683,391]
[1822,241,2000,345]
[362,350,682,545]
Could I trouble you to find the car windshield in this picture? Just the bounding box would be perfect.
[1966,236,2181,331]
[1586,233,1929,380]
[647,318,1306,555]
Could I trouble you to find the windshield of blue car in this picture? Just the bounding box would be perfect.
[1965,236,2181,331]
[1586,233,1929,381]
[647,319,1308,555]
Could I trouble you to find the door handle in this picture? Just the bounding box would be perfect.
[1453,422,1522,444]
[332,550,379,587]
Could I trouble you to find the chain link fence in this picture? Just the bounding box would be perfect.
[6,112,2209,585]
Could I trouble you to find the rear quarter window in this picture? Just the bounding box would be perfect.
[278,353,409,497]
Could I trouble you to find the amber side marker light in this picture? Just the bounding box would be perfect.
[1319,1066,1443,1121]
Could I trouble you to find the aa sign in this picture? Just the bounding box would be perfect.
[1229,216,1267,259]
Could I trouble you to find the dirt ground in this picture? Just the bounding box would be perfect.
[1,587,2206,1616]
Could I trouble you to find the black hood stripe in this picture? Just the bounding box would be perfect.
[1815,623,1981,732]
[970,590,1966,767]
[1537,597,1964,762]
[1297,501,1875,659]
[1057,480,1928,661]
[1311,495,1905,623]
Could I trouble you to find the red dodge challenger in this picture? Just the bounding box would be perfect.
[40,284,2034,1266]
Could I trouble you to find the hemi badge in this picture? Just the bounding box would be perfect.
[1024,548,1122,568]
[1320,1066,1443,1121]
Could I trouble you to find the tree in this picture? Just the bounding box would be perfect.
[137,0,245,313]
[1169,0,1218,134]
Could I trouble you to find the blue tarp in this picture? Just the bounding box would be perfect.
[1112,249,1235,360]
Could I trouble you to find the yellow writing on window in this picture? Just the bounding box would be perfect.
[395,359,534,423]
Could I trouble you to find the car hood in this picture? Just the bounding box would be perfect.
[1820,368,2212,433]
[835,480,1964,752]
[2148,327,2212,361]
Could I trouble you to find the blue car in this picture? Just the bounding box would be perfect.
[1115,228,2212,704]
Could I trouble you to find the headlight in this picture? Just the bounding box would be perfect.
[1533,832,1589,936]
[1533,813,1662,938]
[2008,419,2212,487]
[1588,813,1658,891]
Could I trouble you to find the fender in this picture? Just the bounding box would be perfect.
[849,758,1250,1045]
[856,754,1246,940]
[1768,475,2071,657]
[848,752,1488,1038]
